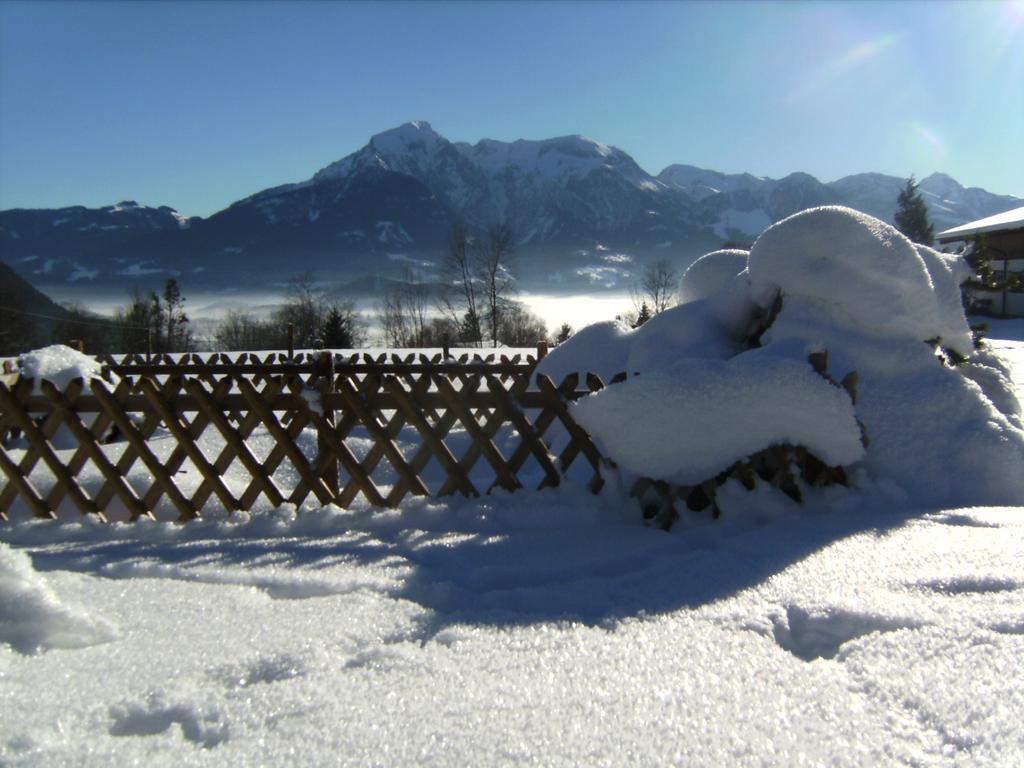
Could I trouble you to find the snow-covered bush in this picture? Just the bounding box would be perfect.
[11,344,119,450]
[573,349,864,485]
[678,248,749,304]
[18,344,111,392]
[539,205,1024,519]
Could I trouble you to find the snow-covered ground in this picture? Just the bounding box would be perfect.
[2,487,1023,765]
[3,210,1024,766]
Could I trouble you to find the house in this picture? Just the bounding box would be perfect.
[937,205,1024,317]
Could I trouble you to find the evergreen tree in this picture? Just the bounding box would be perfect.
[555,323,574,345]
[894,175,934,245]
[459,309,482,345]
[632,302,652,329]
[321,305,354,348]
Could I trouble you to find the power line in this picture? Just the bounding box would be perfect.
[0,303,151,331]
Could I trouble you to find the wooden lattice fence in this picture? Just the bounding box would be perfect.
[0,352,610,522]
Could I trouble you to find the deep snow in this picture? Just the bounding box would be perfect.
[1,491,1023,765]
[2,335,1022,765]
[2,207,1024,765]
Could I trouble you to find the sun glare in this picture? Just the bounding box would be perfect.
[786,31,902,104]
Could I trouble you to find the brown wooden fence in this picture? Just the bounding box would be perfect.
[0,351,610,522]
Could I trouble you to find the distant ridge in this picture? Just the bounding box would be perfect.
[2,122,1020,292]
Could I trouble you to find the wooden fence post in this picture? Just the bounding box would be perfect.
[536,340,548,360]
[288,324,295,362]
[315,350,339,498]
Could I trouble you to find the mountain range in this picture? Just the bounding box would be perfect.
[2,120,1020,294]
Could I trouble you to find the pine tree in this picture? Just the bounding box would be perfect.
[632,302,652,328]
[894,175,934,245]
[321,305,354,349]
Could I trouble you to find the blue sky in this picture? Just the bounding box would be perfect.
[1,0,1022,218]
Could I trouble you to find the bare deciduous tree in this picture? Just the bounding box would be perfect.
[439,220,482,344]
[381,271,432,347]
[479,221,516,347]
[631,258,678,316]
[213,273,365,351]
[215,310,273,351]
[438,219,518,346]
[497,300,547,347]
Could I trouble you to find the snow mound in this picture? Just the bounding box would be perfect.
[626,276,753,373]
[536,320,633,384]
[914,244,973,357]
[748,206,944,344]
[536,276,754,383]
[0,542,116,655]
[572,351,864,484]
[679,249,749,304]
[539,204,1024,508]
[18,344,111,392]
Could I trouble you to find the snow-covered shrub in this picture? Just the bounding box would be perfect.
[573,349,864,485]
[539,205,1024,520]
[746,206,945,345]
[678,248,749,304]
[18,344,111,392]
[11,344,120,450]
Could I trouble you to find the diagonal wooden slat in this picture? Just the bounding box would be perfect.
[91,378,198,521]
[186,378,286,509]
[92,378,152,515]
[393,373,481,499]
[39,380,146,521]
[137,377,239,514]
[199,375,298,506]
[553,373,606,474]
[236,377,334,507]
[334,376,429,506]
[0,379,48,512]
[336,372,423,500]
[304,405,388,508]
[536,374,605,492]
[41,379,116,515]
[41,378,90,518]
[140,376,214,512]
[382,376,477,499]
[484,375,561,490]
[438,372,531,496]
[0,435,53,519]
[0,380,101,517]
[434,374,520,493]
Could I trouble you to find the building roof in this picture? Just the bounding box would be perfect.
[936,205,1024,242]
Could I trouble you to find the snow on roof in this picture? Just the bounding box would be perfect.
[936,205,1024,242]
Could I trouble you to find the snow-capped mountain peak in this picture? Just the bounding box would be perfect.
[5,120,1020,290]
[368,120,443,156]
